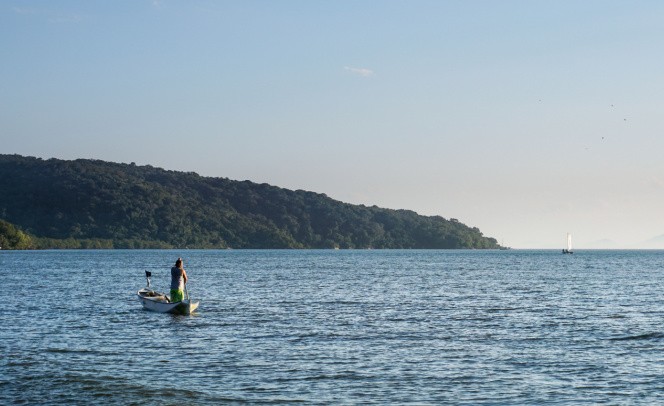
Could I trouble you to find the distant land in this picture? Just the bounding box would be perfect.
[0,154,500,250]
[639,235,664,249]
[580,236,664,250]
[584,239,620,249]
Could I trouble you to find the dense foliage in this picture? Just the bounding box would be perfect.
[0,154,500,249]
[0,219,34,249]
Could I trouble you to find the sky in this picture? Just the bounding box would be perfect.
[2,1,664,249]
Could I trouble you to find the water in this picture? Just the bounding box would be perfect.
[3,249,664,404]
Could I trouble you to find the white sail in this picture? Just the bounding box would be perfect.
[567,233,572,251]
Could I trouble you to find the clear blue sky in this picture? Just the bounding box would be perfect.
[3,1,664,248]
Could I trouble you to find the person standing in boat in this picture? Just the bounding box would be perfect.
[170,257,188,302]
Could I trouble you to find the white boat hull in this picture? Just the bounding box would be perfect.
[137,288,199,315]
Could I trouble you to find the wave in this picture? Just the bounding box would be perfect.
[44,347,100,354]
[1,372,207,405]
[485,307,520,312]
[609,332,664,341]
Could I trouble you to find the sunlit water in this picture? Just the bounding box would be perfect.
[2,249,664,404]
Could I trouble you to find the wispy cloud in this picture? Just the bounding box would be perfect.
[344,66,374,77]
[13,7,39,15]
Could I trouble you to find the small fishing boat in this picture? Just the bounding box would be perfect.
[137,271,199,315]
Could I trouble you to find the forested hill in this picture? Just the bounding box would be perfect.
[0,154,500,249]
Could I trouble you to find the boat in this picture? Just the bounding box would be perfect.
[137,271,199,315]
[562,233,573,254]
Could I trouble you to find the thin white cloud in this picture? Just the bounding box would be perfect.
[49,14,82,24]
[13,7,39,14]
[344,66,374,77]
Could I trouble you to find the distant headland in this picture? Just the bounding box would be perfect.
[0,154,501,250]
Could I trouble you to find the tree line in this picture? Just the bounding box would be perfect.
[0,154,500,249]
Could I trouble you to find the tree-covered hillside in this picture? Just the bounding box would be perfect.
[0,219,34,249]
[0,155,500,249]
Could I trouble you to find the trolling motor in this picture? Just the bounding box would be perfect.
[145,271,152,288]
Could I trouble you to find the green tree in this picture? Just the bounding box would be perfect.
[0,219,34,249]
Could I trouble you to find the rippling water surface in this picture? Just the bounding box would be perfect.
[3,249,664,404]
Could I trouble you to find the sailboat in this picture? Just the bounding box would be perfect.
[562,233,573,254]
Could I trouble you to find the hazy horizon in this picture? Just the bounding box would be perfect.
[3,1,664,249]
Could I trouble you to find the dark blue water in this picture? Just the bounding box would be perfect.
[2,250,664,404]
